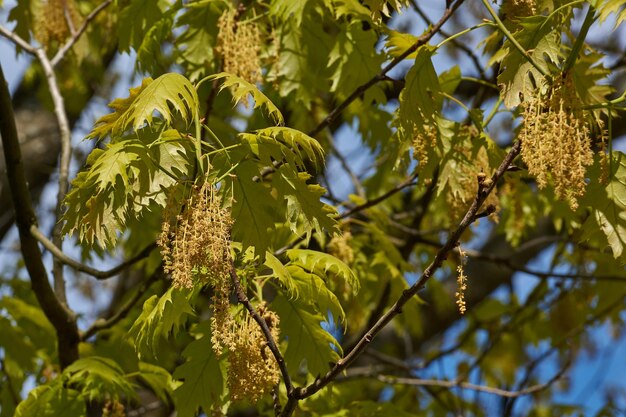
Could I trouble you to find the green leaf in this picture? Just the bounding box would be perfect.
[285,264,346,324]
[269,0,312,25]
[595,0,626,28]
[362,0,409,22]
[241,127,325,171]
[0,297,56,354]
[333,0,373,21]
[175,2,223,80]
[581,153,626,260]
[63,357,135,401]
[394,45,442,138]
[274,167,338,238]
[136,13,175,74]
[273,294,342,377]
[439,65,462,95]
[173,322,225,417]
[208,72,285,125]
[230,160,279,256]
[137,362,176,404]
[129,287,195,359]
[63,128,194,248]
[7,0,36,47]
[385,30,418,59]
[329,22,385,99]
[118,0,169,52]
[347,400,421,417]
[286,249,360,293]
[273,12,334,107]
[496,15,565,108]
[88,73,199,141]
[264,251,298,296]
[15,384,84,417]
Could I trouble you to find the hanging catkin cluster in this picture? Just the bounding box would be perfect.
[226,304,281,403]
[411,122,438,169]
[501,0,537,20]
[34,0,82,47]
[216,8,262,85]
[520,76,594,210]
[455,246,468,315]
[328,230,355,265]
[158,182,232,289]
[211,303,281,403]
[102,401,125,417]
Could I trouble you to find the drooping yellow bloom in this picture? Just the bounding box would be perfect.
[520,76,594,210]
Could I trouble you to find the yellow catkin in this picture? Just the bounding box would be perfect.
[216,8,262,86]
[158,182,233,289]
[102,401,125,417]
[520,76,594,210]
[501,0,537,21]
[34,0,81,47]
[412,123,438,169]
[456,246,468,315]
[227,304,281,404]
[328,230,355,264]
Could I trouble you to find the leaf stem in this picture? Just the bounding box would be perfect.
[563,4,596,73]
[480,0,549,78]
[484,96,504,126]
[435,22,492,49]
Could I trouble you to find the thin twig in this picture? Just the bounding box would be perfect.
[410,0,486,78]
[307,0,467,138]
[375,365,568,398]
[33,47,73,303]
[31,225,157,280]
[292,140,521,402]
[50,0,114,67]
[81,272,159,340]
[0,25,37,55]
[229,259,294,396]
[338,173,418,220]
[464,247,626,282]
[480,0,549,78]
[327,134,365,197]
[274,173,420,256]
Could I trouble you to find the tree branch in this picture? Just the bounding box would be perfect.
[229,259,294,396]
[33,48,73,304]
[375,366,568,399]
[409,0,486,79]
[31,226,157,280]
[81,271,159,341]
[338,173,418,220]
[307,0,466,138]
[463,247,626,282]
[290,141,521,404]
[50,0,114,67]
[0,25,37,55]
[480,0,549,78]
[0,62,79,369]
